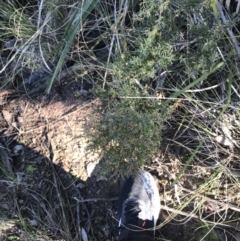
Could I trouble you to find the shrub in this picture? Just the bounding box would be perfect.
[86,0,222,175]
[87,85,170,175]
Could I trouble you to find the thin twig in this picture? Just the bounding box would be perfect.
[216,2,240,57]
[73,197,118,203]
[103,30,115,89]
[118,96,228,105]
[74,193,240,229]
[160,204,240,231]
[181,187,240,213]
[157,81,225,92]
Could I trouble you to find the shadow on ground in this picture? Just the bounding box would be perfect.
[0,87,123,240]
[0,140,122,241]
[0,86,235,241]
[0,139,204,241]
[1,140,230,241]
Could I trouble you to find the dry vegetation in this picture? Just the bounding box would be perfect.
[0,0,240,240]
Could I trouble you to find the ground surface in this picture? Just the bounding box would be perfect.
[0,82,239,241]
[0,84,121,240]
[0,0,240,240]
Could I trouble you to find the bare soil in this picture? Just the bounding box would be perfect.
[0,83,122,240]
[0,82,238,241]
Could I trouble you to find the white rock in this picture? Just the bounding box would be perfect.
[215,135,233,148]
[14,145,24,154]
[86,162,97,177]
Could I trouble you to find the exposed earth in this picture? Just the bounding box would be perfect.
[0,82,239,241]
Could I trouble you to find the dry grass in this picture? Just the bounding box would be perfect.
[0,143,82,241]
[0,0,240,240]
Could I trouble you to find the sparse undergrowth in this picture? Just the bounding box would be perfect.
[0,0,240,240]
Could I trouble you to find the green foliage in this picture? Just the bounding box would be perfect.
[25,164,36,173]
[47,0,100,92]
[110,0,222,88]
[194,223,219,241]
[88,85,170,175]
[87,0,224,175]
[112,0,176,83]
